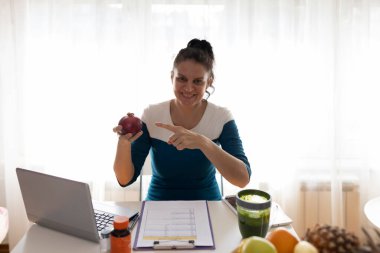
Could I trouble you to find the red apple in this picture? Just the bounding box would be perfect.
[118,113,142,135]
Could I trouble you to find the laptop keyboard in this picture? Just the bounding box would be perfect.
[94,210,114,231]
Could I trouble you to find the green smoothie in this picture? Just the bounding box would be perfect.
[237,205,270,238]
[236,189,271,238]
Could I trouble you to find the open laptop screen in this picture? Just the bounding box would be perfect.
[16,167,138,242]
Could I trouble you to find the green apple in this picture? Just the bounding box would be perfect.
[294,241,318,253]
[242,236,277,253]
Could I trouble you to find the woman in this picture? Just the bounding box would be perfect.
[113,38,251,200]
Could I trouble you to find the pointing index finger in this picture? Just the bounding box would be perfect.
[155,122,177,132]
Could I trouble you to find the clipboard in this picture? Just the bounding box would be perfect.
[133,200,216,250]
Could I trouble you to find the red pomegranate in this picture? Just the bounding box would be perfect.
[118,113,142,135]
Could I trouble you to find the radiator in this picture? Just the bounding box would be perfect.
[300,180,360,235]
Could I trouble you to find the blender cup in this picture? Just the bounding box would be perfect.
[236,189,271,238]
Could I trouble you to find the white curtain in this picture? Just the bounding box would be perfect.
[1,0,380,249]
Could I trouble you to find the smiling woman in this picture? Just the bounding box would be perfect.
[113,38,251,201]
[1,0,380,250]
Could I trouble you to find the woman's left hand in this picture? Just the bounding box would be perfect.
[155,122,205,151]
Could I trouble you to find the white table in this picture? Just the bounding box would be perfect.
[11,201,294,253]
[364,197,380,228]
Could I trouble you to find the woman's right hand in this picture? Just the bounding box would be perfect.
[113,125,143,143]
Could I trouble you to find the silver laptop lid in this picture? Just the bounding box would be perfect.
[16,167,137,242]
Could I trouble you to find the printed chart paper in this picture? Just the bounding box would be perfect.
[134,200,214,248]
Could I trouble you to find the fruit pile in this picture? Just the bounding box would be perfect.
[232,227,317,253]
[232,225,380,253]
[304,224,359,253]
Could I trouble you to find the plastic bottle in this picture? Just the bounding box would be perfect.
[100,226,113,253]
[110,216,131,253]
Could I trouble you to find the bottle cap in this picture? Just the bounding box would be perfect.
[101,226,113,238]
[113,216,129,230]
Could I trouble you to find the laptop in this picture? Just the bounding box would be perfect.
[16,167,139,242]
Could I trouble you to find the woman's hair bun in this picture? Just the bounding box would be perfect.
[187,38,214,61]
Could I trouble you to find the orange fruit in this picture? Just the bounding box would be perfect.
[266,227,299,253]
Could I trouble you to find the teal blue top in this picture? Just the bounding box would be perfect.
[123,100,251,201]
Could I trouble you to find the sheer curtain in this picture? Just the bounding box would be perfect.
[1,0,380,249]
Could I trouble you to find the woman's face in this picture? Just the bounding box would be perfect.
[171,60,212,107]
